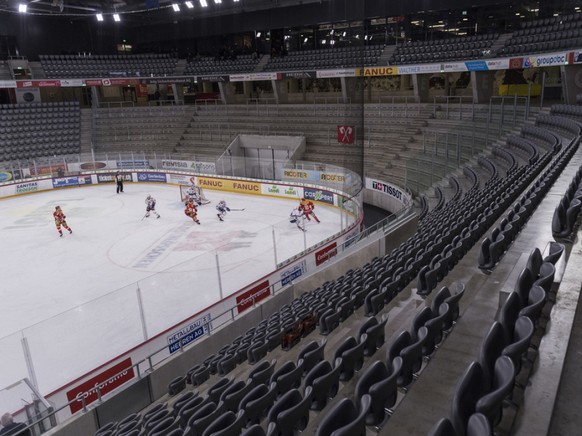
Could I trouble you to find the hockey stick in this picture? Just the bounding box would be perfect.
[141,213,149,221]
[229,208,246,211]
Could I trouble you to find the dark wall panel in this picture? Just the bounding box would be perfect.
[0,15,121,58]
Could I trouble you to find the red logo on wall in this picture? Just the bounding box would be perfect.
[315,242,338,266]
[66,358,135,413]
[236,280,270,314]
[509,58,524,69]
[337,126,355,144]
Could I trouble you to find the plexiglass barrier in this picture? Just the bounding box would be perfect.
[0,154,362,410]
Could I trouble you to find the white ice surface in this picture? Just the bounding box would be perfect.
[0,183,347,394]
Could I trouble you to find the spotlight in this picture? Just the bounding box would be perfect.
[113,13,121,22]
[172,3,180,11]
[18,3,27,13]
[96,13,104,21]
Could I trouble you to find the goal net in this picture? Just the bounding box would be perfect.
[180,184,211,204]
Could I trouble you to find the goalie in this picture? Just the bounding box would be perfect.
[184,186,202,206]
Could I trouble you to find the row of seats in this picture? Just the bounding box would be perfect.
[498,36,582,56]
[314,283,465,435]
[552,161,582,241]
[477,158,565,270]
[184,55,260,75]
[536,115,582,139]
[519,13,582,29]
[40,54,174,61]
[0,102,81,162]
[40,54,177,78]
[501,13,582,55]
[428,241,564,436]
[390,34,497,65]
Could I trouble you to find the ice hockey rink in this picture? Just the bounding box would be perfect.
[0,183,347,395]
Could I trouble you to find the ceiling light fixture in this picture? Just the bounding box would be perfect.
[172,3,180,11]
[96,13,104,21]
[185,1,194,8]
[200,0,208,7]
[113,13,121,22]
[18,3,27,13]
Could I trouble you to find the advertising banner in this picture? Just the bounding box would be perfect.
[139,77,193,85]
[303,187,335,205]
[365,177,411,207]
[442,62,468,72]
[319,172,347,184]
[261,183,302,199]
[356,66,399,77]
[66,358,134,413]
[236,280,270,313]
[60,79,84,87]
[280,260,307,286]
[52,176,80,188]
[229,72,280,82]
[0,80,17,89]
[116,160,149,169]
[281,169,312,181]
[15,181,39,194]
[522,52,568,68]
[197,75,228,82]
[316,69,357,78]
[167,313,212,354]
[315,242,338,266]
[464,60,489,71]
[160,159,215,173]
[16,80,61,88]
[0,171,14,183]
[396,64,441,74]
[197,177,261,194]
[337,125,355,144]
[282,71,316,79]
[97,173,133,183]
[167,174,194,186]
[137,173,167,183]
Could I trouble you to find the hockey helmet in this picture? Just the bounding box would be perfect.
[147,195,152,200]
[55,205,61,210]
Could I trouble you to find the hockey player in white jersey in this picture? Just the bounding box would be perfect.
[144,195,160,219]
[289,207,306,231]
[216,200,230,221]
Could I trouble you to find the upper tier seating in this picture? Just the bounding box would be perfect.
[184,54,260,75]
[390,34,497,65]
[0,101,80,162]
[264,45,384,71]
[498,13,582,56]
[39,53,177,78]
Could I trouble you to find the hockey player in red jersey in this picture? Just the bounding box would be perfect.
[53,205,73,237]
[299,198,320,223]
[184,198,201,224]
